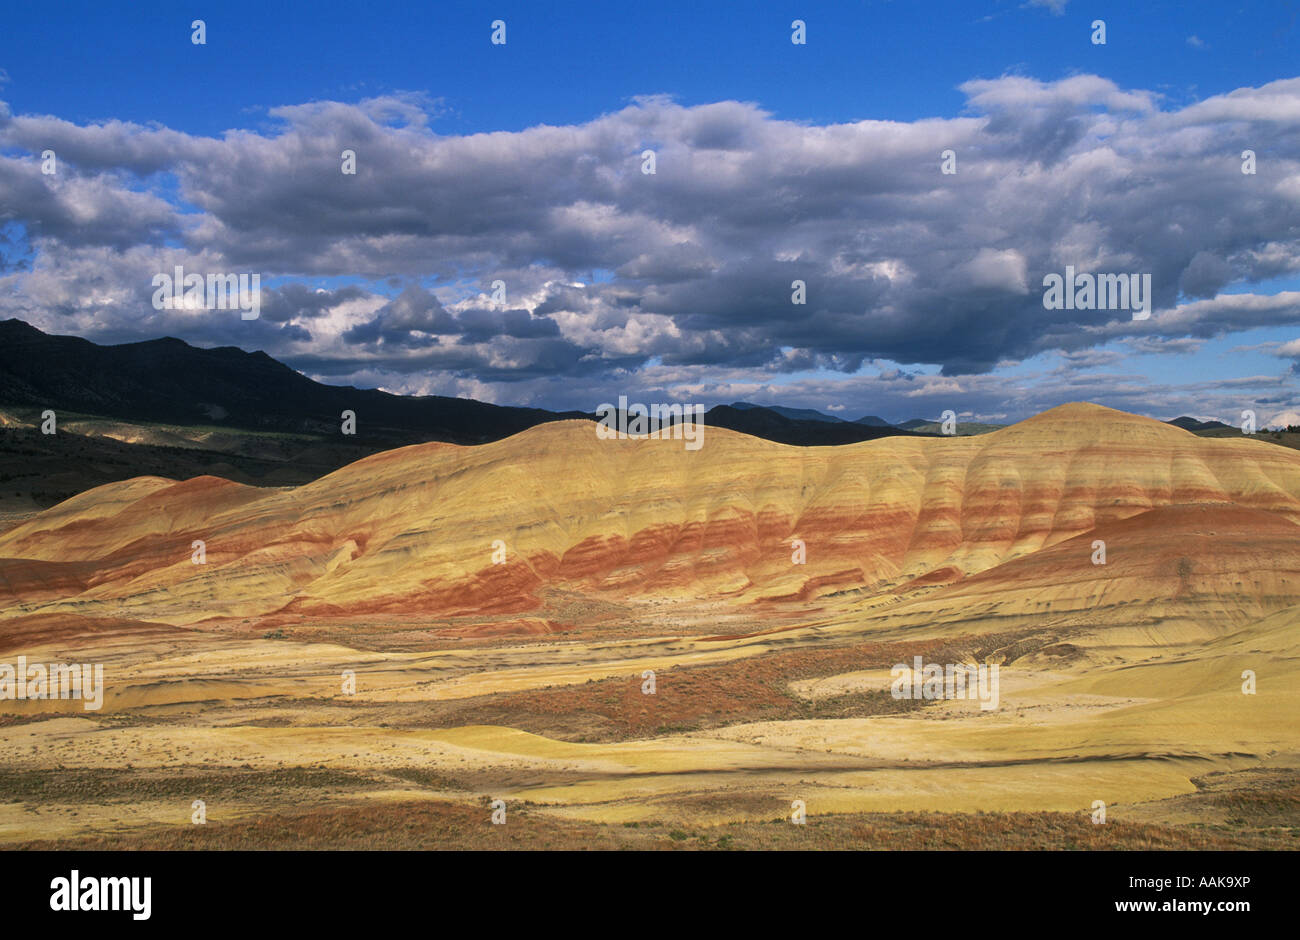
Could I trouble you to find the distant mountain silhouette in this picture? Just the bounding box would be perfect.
[0,320,924,453]
[0,319,581,446]
[728,402,845,424]
[1166,416,1235,432]
[704,404,922,445]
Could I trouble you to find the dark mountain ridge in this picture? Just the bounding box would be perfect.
[0,319,580,446]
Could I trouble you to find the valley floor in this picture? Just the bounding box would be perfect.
[1,593,1295,850]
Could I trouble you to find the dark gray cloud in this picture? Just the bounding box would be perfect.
[342,284,455,346]
[260,282,369,323]
[0,77,1298,420]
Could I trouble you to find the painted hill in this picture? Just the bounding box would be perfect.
[3,402,1299,629]
[875,502,1300,649]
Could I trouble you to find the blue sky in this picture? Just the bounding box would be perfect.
[1,0,1299,424]
[4,1,1294,133]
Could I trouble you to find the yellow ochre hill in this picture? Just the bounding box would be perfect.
[1,402,1298,628]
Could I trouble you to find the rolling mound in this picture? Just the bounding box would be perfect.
[865,503,1300,651]
[2,403,1299,626]
[0,612,191,655]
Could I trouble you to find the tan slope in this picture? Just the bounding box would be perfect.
[854,503,1300,649]
[2,403,1300,626]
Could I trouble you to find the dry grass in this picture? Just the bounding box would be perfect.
[441,627,1066,741]
[14,798,1293,851]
